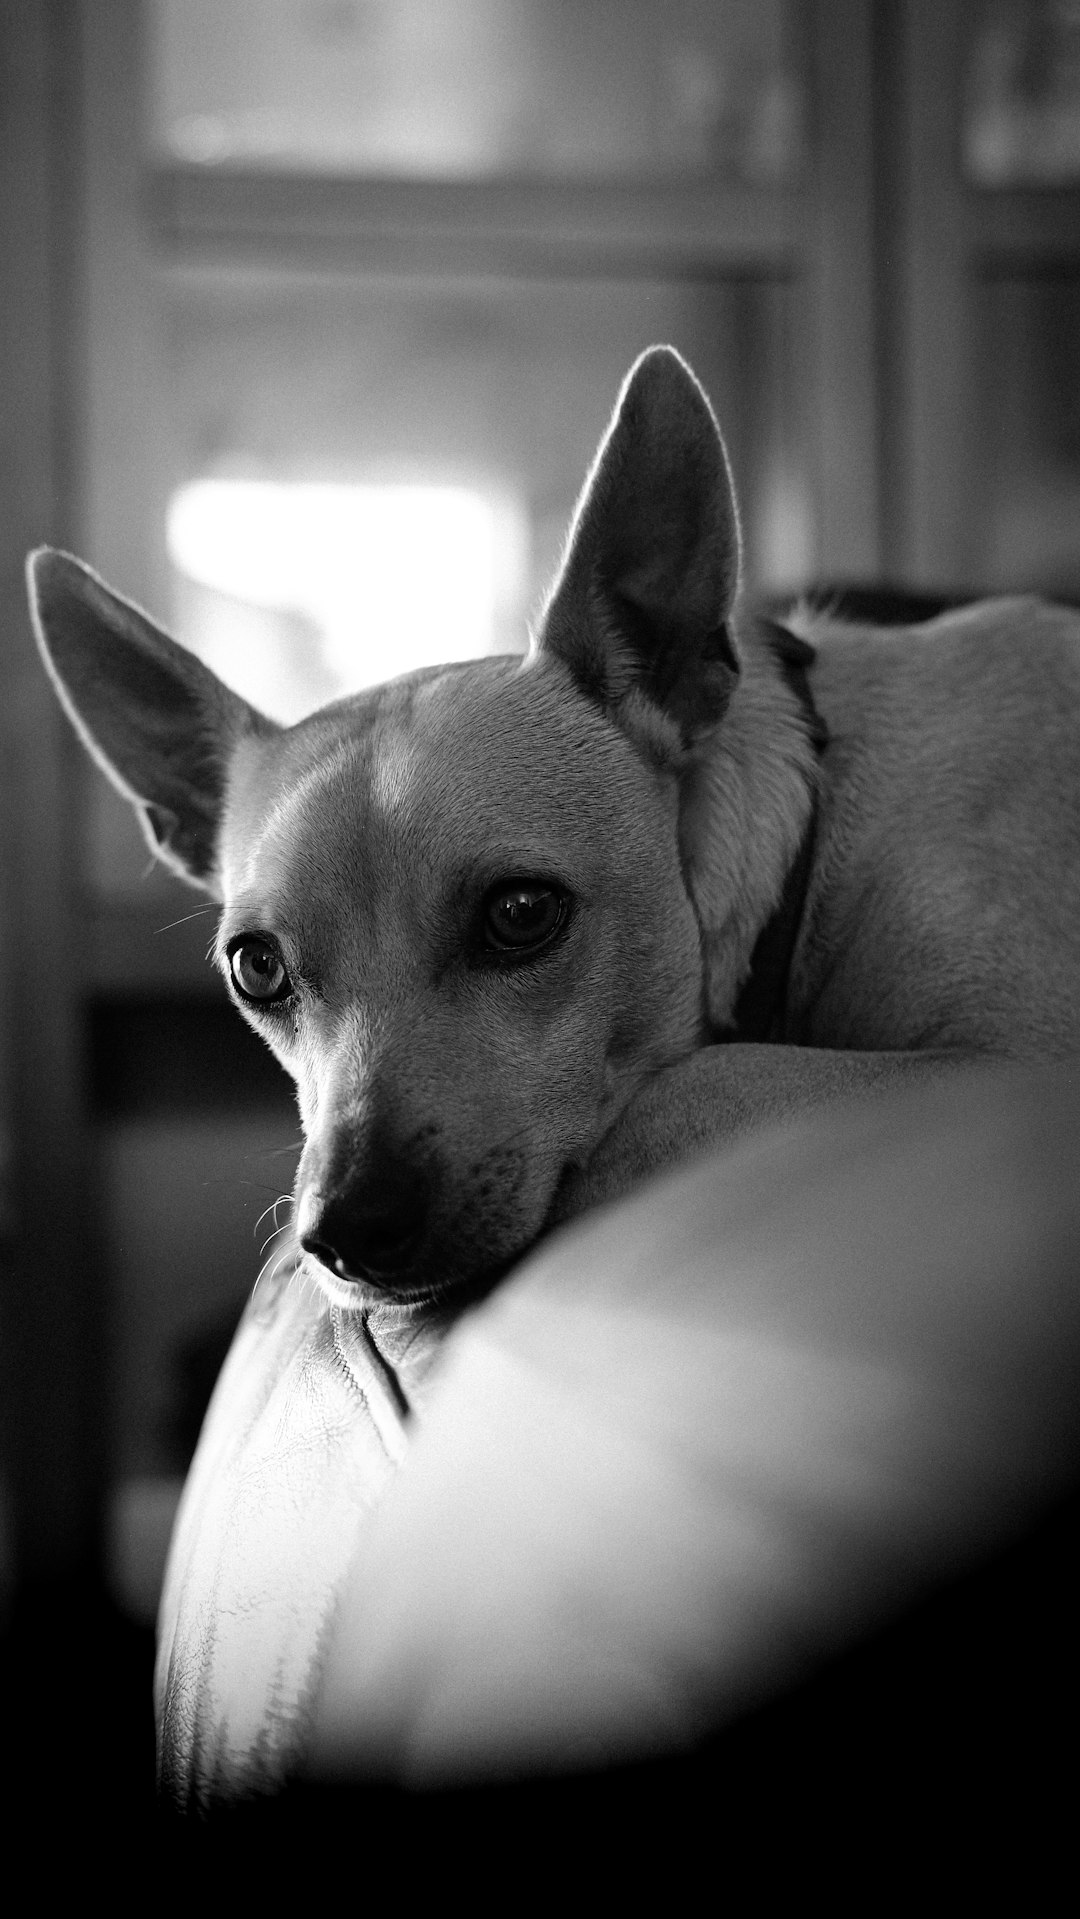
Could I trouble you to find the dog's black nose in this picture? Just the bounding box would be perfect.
[301,1190,427,1288]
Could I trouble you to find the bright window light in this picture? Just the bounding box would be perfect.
[166,479,526,719]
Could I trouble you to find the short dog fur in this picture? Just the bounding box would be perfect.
[27,347,1080,1308]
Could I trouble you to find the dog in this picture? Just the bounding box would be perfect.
[27,346,1080,1320]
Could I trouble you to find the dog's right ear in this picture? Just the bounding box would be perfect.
[536,345,742,743]
[27,548,277,895]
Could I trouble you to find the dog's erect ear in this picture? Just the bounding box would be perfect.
[27,548,277,894]
[537,345,742,739]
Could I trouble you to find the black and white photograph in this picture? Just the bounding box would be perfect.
[1,1,1078,1892]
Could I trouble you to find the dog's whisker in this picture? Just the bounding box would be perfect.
[258,1215,296,1259]
[261,1248,289,1289]
[216,1175,297,1194]
[252,1236,299,1300]
[254,1192,293,1241]
[155,904,217,934]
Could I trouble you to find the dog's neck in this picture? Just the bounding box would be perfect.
[679,617,824,1033]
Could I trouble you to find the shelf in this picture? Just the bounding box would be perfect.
[150,165,802,277]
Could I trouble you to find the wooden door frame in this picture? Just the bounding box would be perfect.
[887,0,1080,588]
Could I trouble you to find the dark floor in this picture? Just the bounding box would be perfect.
[2,1491,1076,1895]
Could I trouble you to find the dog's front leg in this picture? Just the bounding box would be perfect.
[550,1043,969,1225]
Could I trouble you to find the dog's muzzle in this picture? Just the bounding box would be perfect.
[296,1119,442,1291]
[300,1183,430,1288]
[303,1197,429,1289]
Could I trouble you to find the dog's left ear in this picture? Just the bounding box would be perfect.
[537,345,741,739]
[27,548,276,894]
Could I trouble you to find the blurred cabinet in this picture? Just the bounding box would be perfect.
[82,0,880,908]
[47,2,888,1595]
[76,0,884,1541]
[74,1,1080,908]
[5,0,1080,1604]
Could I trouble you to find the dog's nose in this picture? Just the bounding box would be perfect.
[301,1189,428,1288]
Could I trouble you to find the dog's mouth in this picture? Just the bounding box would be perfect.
[299,1243,516,1315]
[298,1202,440,1302]
[303,1241,416,1290]
[300,1244,437,1309]
[296,1144,556,1312]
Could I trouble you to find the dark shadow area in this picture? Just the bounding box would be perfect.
[204,1486,1077,1896]
[794,580,977,622]
[89,997,297,1120]
[165,1301,249,1466]
[5,1484,1070,1893]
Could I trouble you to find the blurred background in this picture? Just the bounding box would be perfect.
[1,0,1080,1811]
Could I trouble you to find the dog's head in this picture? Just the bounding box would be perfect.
[29,347,755,1304]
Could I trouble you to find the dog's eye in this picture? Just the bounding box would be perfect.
[482,882,567,953]
[228,937,292,1004]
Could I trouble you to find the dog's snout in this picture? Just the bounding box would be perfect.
[301,1183,429,1289]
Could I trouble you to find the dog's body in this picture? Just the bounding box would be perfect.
[27,346,1080,1316]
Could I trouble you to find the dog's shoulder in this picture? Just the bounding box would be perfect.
[786,589,1080,657]
[781,592,1080,733]
[778,592,1080,1053]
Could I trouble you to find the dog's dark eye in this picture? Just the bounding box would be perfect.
[483,882,567,953]
[228,937,292,1004]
